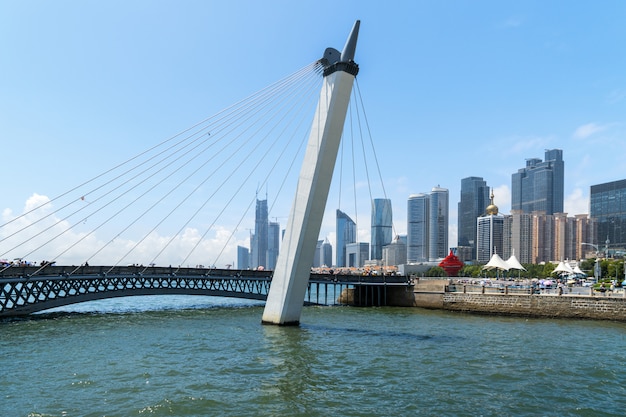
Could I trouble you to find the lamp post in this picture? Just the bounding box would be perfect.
[582,242,600,282]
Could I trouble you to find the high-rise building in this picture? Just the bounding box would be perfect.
[346,242,369,268]
[574,214,595,259]
[237,245,249,270]
[407,193,429,262]
[429,186,449,260]
[267,221,280,270]
[590,179,626,251]
[531,211,554,263]
[476,190,504,263]
[313,240,323,267]
[505,210,533,264]
[251,198,268,269]
[553,213,575,262]
[407,187,449,262]
[382,235,407,266]
[511,149,564,215]
[321,238,333,267]
[458,177,490,260]
[371,198,393,261]
[336,209,356,267]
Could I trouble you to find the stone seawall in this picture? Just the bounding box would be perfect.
[441,293,626,321]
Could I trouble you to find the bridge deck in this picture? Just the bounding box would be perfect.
[0,266,409,317]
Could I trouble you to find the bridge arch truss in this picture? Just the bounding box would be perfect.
[0,266,406,317]
[1,271,273,317]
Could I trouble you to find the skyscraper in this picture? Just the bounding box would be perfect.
[458,176,490,260]
[237,245,249,270]
[370,198,393,261]
[429,186,449,260]
[505,209,533,264]
[267,221,280,270]
[407,193,429,262]
[511,149,564,215]
[590,178,626,250]
[313,238,333,267]
[252,198,268,269]
[336,209,356,267]
[313,240,323,267]
[321,238,333,267]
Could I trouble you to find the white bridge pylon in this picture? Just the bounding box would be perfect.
[262,21,361,325]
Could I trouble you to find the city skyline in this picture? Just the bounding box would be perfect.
[2,2,625,267]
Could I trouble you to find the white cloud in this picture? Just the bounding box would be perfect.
[564,188,588,215]
[448,223,458,250]
[0,194,244,268]
[572,122,610,139]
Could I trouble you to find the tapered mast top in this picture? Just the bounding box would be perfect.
[340,20,360,62]
[321,20,360,77]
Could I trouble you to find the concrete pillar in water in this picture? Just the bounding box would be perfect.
[262,21,360,325]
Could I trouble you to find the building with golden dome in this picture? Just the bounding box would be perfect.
[476,189,504,263]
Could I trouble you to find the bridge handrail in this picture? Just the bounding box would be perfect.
[0,265,272,279]
[0,266,409,284]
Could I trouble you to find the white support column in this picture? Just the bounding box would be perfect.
[262,22,360,325]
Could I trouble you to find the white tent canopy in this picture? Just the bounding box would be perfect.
[554,261,574,275]
[483,253,528,272]
[505,254,526,271]
[573,263,586,276]
[483,253,510,271]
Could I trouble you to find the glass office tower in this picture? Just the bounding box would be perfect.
[237,245,249,270]
[429,186,449,260]
[590,179,626,251]
[336,209,356,267]
[407,193,429,262]
[370,198,393,261]
[252,198,268,269]
[267,221,280,270]
[458,176,490,260]
[511,149,564,215]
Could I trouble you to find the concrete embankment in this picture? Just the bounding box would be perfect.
[340,279,626,321]
[412,280,626,321]
[441,291,626,321]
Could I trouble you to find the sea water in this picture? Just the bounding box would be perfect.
[1,296,624,416]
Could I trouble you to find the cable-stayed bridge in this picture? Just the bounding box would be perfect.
[0,265,408,317]
[0,21,399,322]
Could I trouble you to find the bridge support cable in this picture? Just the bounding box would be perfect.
[210,109,313,270]
[0,63,317,239]
[92,61,323,271]
[353,79,397,238]
[332,75,393,271]
[1,61,324,273]
[129,63,324,271]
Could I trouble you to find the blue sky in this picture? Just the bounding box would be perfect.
[1,1,625,266]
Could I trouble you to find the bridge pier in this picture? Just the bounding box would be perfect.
[262,21,360,325]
